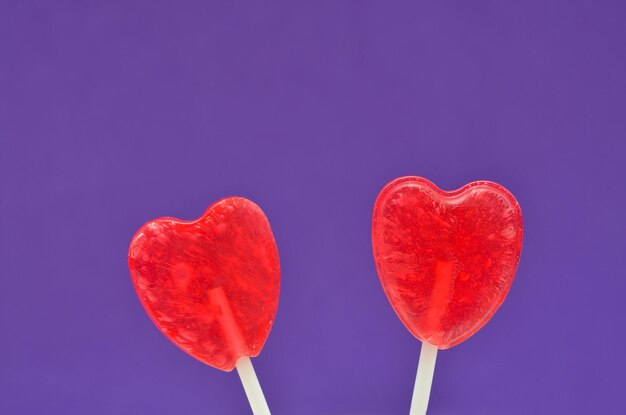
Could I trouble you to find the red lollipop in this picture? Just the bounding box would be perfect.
[372,176,523,414]
[129,197,279,414]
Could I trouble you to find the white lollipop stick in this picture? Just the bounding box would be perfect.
[208,288,271,414]
[236,356,271,415]
[409,341,438,415]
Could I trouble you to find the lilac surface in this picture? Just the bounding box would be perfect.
[1,1,625,414]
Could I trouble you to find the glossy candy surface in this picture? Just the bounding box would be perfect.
[128,197,280,371]
[372,177,523,349]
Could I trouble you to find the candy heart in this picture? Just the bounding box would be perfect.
[372,177,523,349]
[128,197,280,371]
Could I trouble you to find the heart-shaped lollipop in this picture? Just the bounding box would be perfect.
[373,176,523,414]
[128,197,280,372]
[372,176,523,349]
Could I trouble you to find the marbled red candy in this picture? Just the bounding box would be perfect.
[128,197,280,371]
[372,177,523,349]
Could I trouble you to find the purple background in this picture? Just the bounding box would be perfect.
[1,1,625,414]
